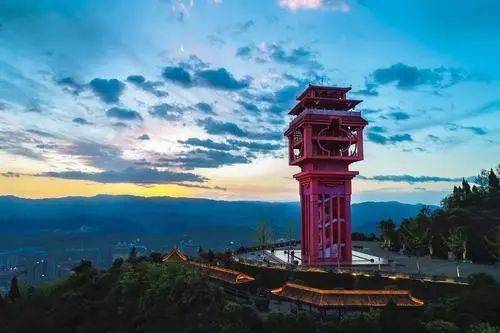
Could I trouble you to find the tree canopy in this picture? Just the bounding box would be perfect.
[379,165,500,263]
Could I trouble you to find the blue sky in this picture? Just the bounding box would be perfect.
[0,0,499,204]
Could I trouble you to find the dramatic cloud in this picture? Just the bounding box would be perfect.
[238,101,260,113]
[234,20,255,33]
[387,111,410,121]
[162,66,193,87]
[26,129,59,139]
[388,134,412,142]
[179,54,210,71]
[55,77,85,95]
[155,149,250,169]
[252,82,307,116]
[268,44,321,68]
[227,139,284,152]
[58,141,130,171]
[137,134,150,140]
[89,78,125,103]
[358,174,467,184]
[197,117,282,141]
[194,68,250,90]
[194,102,215,115]
[369,126,387,133]
[207,34,225,46]
[162,62,250,90]
[367,63,485,90]
[25,105,43,113]
[1,171,21,178]
[367,132,413,145]
[235,43,322,69]
[236,46,253,58]
[352,83,378,96]
[448,123,487,135]
[40,167,205,184]
[148,103,184,120]
[475,99,500,114]
[197,117,247,137]
[126,75,168,97]
[0,129,45,160]
[178,138,233,151]
[361,108,382,115]
[176,183,227,191]
[279,0,350,12]
[112,122,129,129]
[106,107,143,121]
[427,134,441,143]
[72,117,94,125]
[0,144,43,160]
[178,137,284,154]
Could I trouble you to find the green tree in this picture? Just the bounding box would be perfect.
[255,220,272,251]
[0,291,6,309]
[488,169,499,191]
[400,219,428,273]
[423,320,460,333]
[8,276,20,301]
[339,312,381,333]
[219,302,261,333]
[415,206,435,255]
[462,178,472,195]
[467,322,500,333]
[285,220,296,241]
[128,246,137,260]
[445,227,467,277]
[379,219,397,248]
[483,227,500,261]
[446,227,467,260]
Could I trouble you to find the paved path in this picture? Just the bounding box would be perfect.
[353,241,500,280]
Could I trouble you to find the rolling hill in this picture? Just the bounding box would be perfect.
[0,196,434,244]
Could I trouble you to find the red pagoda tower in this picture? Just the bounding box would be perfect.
[285,85,367,266]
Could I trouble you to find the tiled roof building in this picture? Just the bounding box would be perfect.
[162,246,188,263]
[190,262,255,285]
[271,283,424,309]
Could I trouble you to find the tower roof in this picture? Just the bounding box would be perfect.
[289,85,362,115]
[297,85,352,101]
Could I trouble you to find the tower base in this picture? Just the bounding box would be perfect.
[295,171,356,266]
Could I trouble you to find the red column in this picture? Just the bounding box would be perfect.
[344,182,352,264]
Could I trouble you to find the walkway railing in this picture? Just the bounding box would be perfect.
[234,256,469,285]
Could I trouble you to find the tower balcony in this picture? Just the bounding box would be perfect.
[289,139,363,165]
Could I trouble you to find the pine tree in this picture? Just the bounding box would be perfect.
[8,276,20,301]
[0,291,6,308]
[462,179,471,201]
[128,246,137,260]
[488,169,499,191]
[462,178,471,193]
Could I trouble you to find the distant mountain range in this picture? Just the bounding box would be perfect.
[0,196,435,245]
